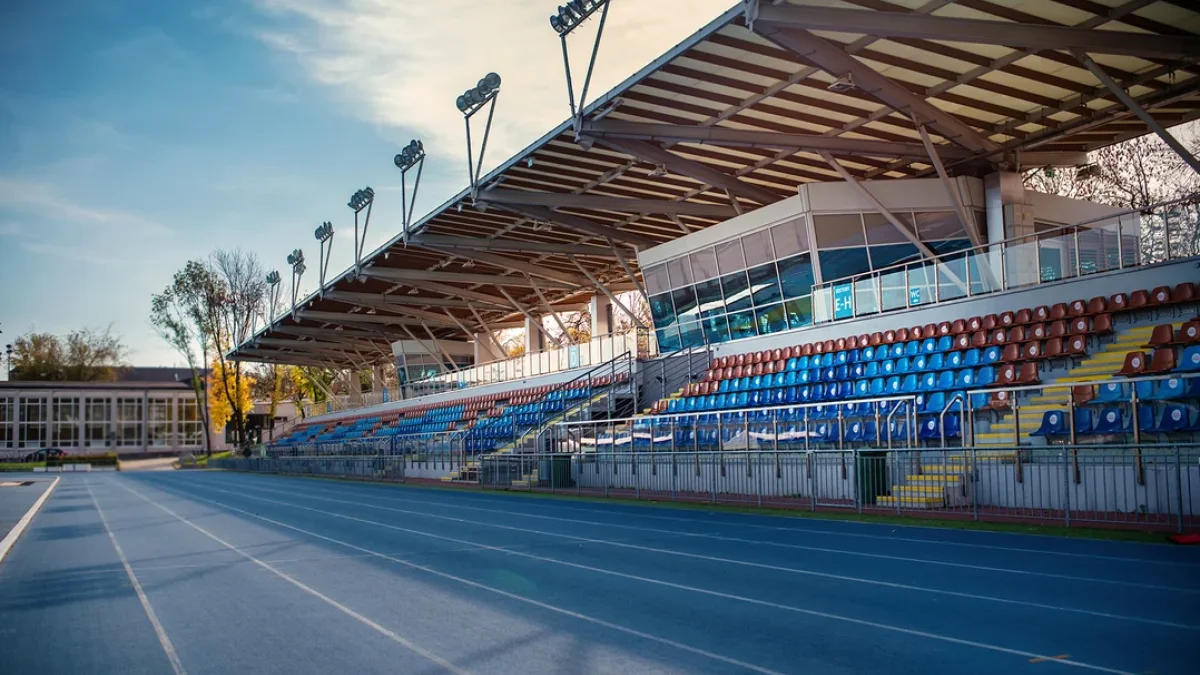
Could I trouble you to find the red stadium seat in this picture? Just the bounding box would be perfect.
[1128,289,1151,310]
[1050,303,1069,321]
[1086,296,1108,315]
[967,316,982,332]
[870,333,884,346]
[1027,323,1047,340]
[1145,348,1177,375]
[937,321,952,336]
[998,311,1015,327]
[1092,313,1114,335]
[982,315,998,331]
[1150,285,1171,306]
[1014,309,1032,325]
[1116,351,1146,377]
[1143,324,1175,349]
[1063,334,1087,356]
[1033,305,1050,322]
[950,319,967,335]
[1170,282,1196,305]
[1170,321,1200,346]
[1067,299,1087,317]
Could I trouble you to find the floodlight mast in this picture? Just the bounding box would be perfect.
[347,187,375,278]
[265,270,282,324]
[286,249,306,319]
[314,221,334,293]
[393,139,426,244]
[550,0,611,133]
[456,72,502,201]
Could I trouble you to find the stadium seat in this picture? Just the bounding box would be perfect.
[1117,352,1147,376]
[1150,377,1187,401]
[1145,348,1177,375]
[1155,405,1191,433]
[1179,346,1200,372]
[1030,410,1067,436]
[1092,407,1124,435]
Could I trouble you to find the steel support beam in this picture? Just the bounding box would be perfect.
[415,281,515,309]
[254,337,376,355]
[494,203,656,248]
[753,26,999,154]
[360,265,576,289]
[569,255,646,329]
[234,348,352,368]
[399,324,450,375]
[608,238,648,303]
[914,121,982,249]
[298,309,458,329]
[477,189,735,218]
[528,275,572,344]
[323,292,465,326]
[415,247,587,287]
[312,290,486,310]
[582,119,969,159]
[753,4,1200,61]
[272,325,387,346]
[409,234,615,257]
[596,137,781,205]
[498,287,559,346]
[467,305,509,357]
[421,322,462,373]
[1073,50,1200,176]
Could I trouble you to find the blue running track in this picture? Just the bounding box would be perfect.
[1,471,1198,675]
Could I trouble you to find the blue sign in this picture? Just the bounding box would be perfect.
[382,387,390,403]
[832,284,854,320]
[909,286,922,306]
[568,344,580,369]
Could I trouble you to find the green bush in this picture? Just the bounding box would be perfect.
[47,453,120,468]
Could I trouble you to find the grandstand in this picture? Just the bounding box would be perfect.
[223,0,1200,531]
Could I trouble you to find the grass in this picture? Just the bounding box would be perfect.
[215,468,1179,544]
[0,462,45,472]
[178,451,233,469]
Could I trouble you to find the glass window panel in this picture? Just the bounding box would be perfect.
[678,321,705,349]
[812,287,833,324]
[726,310,758,340]
[814,213,865,248]
[671,285,698,320]
[666,257,692,289]
[689,247,719,282]
[741,229,775,268]
[863,212,913,244]
[694,278,726,318]
[868,243,921,271]
[818,247,871,282]
[649,293,676,328]
[702,315,730,344]
[854,277,879,316]
[747,263,781,306]
[915,211,965,241]
[755,303,787,335]
[656,327,682,352]
[777,253,815,299]
[880,267,908,312]
[929,239,973,255]
[720,270,752,312]
[643,264,669,296]
[770,218,809,258]
[715,239,745,274]
[936,254,968,302]
[785,297,812,329]
[907,262,935,307]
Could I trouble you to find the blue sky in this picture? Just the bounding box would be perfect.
[0,0,733,366]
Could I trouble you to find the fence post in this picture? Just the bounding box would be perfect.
[1063,448,1072,528]
[1176,446,1185,534]
[970,445,979,521]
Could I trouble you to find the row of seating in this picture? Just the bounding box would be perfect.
[1032,403,1200,437]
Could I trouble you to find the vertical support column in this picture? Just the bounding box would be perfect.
[590,294,613,337]
[984,172,1036,290]
[474,334,506,364]
[371,365,385,393]
[523,315,544,355]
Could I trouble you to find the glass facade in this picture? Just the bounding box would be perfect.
[0,391,206,454]
[52,397,80,447]
[149,399,173,446]
[0,397,12,449]
[179,399,203,446]
[644,210,974,348]
[116,398,143,447]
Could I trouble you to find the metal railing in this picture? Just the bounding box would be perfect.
[812,195,1200,324]
[400,328,654,399]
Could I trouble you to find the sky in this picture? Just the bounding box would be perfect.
[0,0,736,366]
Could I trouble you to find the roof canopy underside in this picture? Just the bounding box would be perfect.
[233,0,1200,369]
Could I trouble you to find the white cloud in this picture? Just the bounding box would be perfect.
[250,0,734,172]
[20,241,120,266]
[0,177,171,236]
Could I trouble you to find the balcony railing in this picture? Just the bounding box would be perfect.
[812,195,1200,324]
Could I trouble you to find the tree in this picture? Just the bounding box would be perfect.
[292,366,337,418]
[252,363,298,440]
[208,359,254,438]
[9,327,128,382]
[150,260,222,456]
[207,250,268,450]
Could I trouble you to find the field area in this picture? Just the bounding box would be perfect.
[1,471,1198,674]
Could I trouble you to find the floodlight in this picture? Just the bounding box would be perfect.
[549,0,607,36]
[266,271,281,285]
[456,72,501,117]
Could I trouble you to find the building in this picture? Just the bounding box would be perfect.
[0,367,214,458]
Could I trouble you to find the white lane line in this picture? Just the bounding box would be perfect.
[193,479,1196,632]
[233,479,1196,594]
[136,479,792,675]
[112,480,469,675]
[87,480,189,675]
[156,479,1140,674]
[204,472,1200,568]
[0,476,59,565]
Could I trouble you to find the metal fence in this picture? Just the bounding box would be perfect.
[476,445,1199,532]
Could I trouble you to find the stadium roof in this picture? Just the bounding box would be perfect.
[231,0,1200,370]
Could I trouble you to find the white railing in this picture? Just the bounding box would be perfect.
[812,195,1200,324]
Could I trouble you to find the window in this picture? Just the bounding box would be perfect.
[86,398,111,447]
[715,239,745,275]
[726,310,758,340]
[755,303,787,335]
[868,243,921,271]
[814,213,865,248]
[149,399,173,446]
[19,398,46,448]
[649,293,676,328]
[777,253,814,299]
[747,263,781,306]
[720,271,752,312]
[741,229,775,268]
[643,264,670,296]
[117,398,143,447]
[52,398,79,447]
[670,286,698,321]
[678,321,705,349]
[688,247,719,282]
[863,212,912,244]
[701,315,730,344]
[770,218,808,258]
[818,247,872,282]
[915,211,965,241]
[179,399,203,447]
[656,327,682,352]
[785,297,813,329]
[666,257,692,289]
[0,397,12,448]
[694,278,725,318]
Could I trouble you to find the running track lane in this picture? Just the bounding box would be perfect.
[0,472,1195,675]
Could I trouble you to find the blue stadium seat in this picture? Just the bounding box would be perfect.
[912,354,928,371]
[1134,380,1155,402]
[1179,347,1200,372]
[865,361,880,378]
[937,370,955,390]
[918,416,961,441]
[885,376,902,394]
[844,420,877,443]
[1150,377,1187,400]
[900,374,919,393]
[1031,410,1068,436]
[904,341,920,357]
[955,369,976,389]
[861,346,875,361]
[922,391,945,414]
[928,353,945,371]
[975,366,996,387]
[881,359,896,375]
[895,357,911,374]
[1155,404,1192,433]
[1092,407,1124,434]
[982,346,1001,364]
[919,372,938,391]
[1095,382,1128,404]
[921,338,937,354]
[961,349,980,367]
[936,335,953,352]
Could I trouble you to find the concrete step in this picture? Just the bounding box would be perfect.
[904,474,962,484]
[893,486,948,497]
